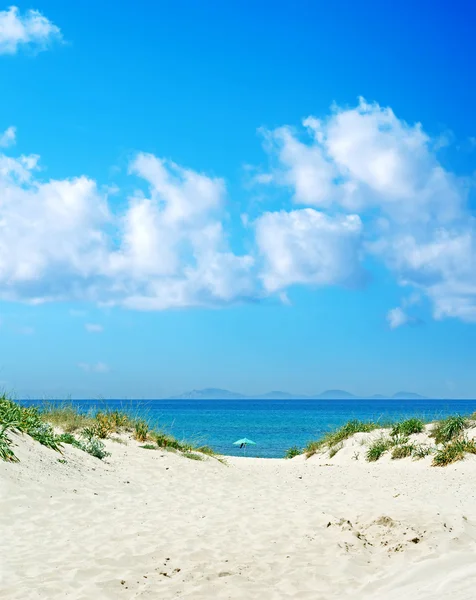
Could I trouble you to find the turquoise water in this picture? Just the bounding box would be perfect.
[23,398,476,458]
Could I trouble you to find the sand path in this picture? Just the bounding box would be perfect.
[1,433,476,599]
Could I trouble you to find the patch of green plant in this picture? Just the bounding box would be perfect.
[432,438,476,466]
[305,420,380,458]
[366,438,392,462]
[285,446,302,459]
[430,415,468,445]
[412,444,434,460]
[0,396,63,460]
[391,418,425,437]
[57,432,78,445]
[140,444,156,450]
[40,403,93,433]
[78,429,110,460]
[390,434,409,447]
[0,428,18,462]
[182,451,203,461]
[153,432,191,452]
[329,442,343,458]
[133,420,149,442]
[391,444,415,459]
[195,445,217,456]
[29,423,62,452]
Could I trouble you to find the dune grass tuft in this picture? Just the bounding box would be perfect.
[329,442,343,458]
[391,444,415,460]
[285,446,302,459]
[182,451,204,461]
[133,420,149,442]
[0,397,221,463]
[391,418,425,437]
[40,403,93,433]
[0,395,62,461]
[366,437,392,462]
[432,438,476,466]
[430,415,468,445]
[305,420,381,458]
[412,444,434,460]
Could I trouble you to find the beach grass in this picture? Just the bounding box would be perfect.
[429,415,469,445]
[391,443,415,459]
[366,437,392,462]
[285,446,302,459]
[432,438,476,466]
[301,411,476,466]
[305,419,381,458]
[0,396,222,463]
[391,418,425,437]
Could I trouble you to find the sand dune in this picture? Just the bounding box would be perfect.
[1,431,476,599]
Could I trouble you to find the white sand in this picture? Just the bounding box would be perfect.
[1,431,476,599]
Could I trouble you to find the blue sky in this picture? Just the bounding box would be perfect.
[0,1,476,398]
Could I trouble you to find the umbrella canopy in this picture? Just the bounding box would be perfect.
[233,438,256,445]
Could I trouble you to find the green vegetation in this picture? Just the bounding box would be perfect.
[430,415,469,445]
[391,418,425,437]
[366,437,392,462]
[133,420,149,442]
[182,451,204,461]
[40,403,92,433]
[432,438,476,466]
[412,444,434,460]
[391,444,415,459]
[301,412,476,466]
[285,446,302,459]
[140,444,157,450]
[305,420,380,458]
[0,395,61,461]
[0,396,221,464]
[329,442,343,458]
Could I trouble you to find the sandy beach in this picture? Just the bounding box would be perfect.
[1,429,476,600]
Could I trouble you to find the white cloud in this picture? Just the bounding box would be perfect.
[0,126,16,147]
[85,323,103,333]
[0,6,62,55]
[257,98,475,322]
[78,362,110,373]
[260,97,463,223]
[1,98,475,323]
[0,147,254,309]
[387,307,410,329]
[255,209,363,292]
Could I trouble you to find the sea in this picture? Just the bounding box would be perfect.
[22,398,476,458]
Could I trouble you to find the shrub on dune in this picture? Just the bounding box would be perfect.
[391,418,425,437]
[430,415,468,445]
[432,438,476,466]
[285,446,302,459]
[366,438,392,462]
[391,444,415,459]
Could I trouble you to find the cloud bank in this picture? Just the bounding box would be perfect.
[0,6,62,55]
[0,98,474,322]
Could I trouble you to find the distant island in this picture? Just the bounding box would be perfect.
[170,388,427,400]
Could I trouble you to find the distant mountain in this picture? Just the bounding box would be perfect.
[392,391,427,400]
[315,389,356,399]
[256,391,309,399]
[170,388,426,400]
[171,388,246,400]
